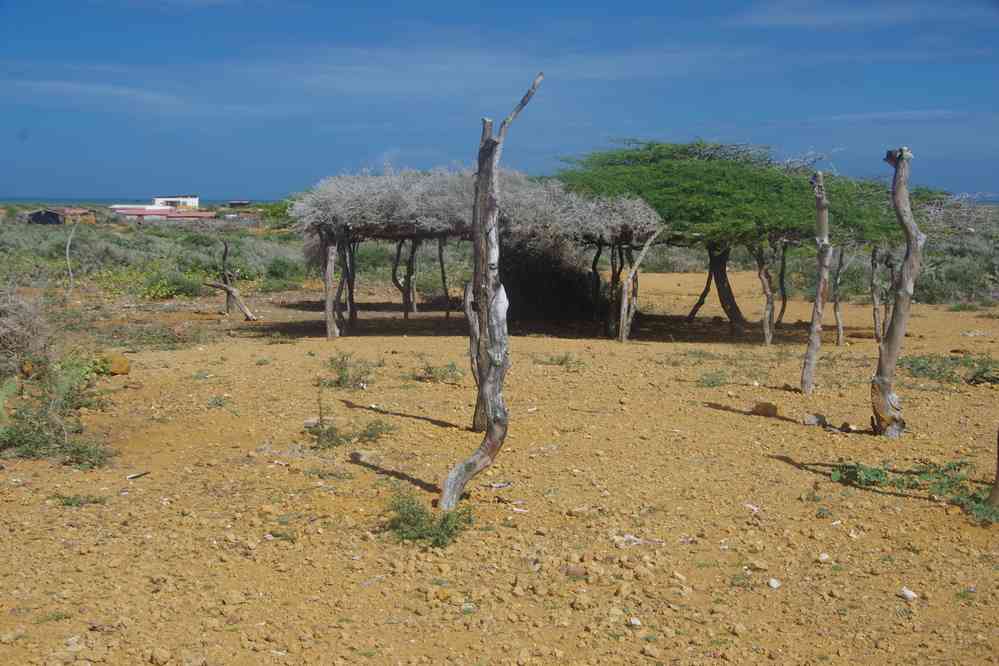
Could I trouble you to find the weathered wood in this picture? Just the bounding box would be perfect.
[618,228,665,342]
[441,72,542,511]
[775,240,789,326]
[871,147,926,438]
[335,242,348,331]
[65,218,80,299]
[347,240,358,323]
[438,237,450,319]
[204,282,258,321]
[323,235,339,339]
[686,269,713,322]
[220,240,234,315]
[801,171,833,394]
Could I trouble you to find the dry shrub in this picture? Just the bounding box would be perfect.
[0,288,52,377]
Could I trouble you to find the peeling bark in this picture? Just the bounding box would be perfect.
[801,171,833,395]
[871,147,926,438]
[442,72,542,511]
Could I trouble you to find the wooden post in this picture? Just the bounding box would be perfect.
[441,72,543,511]
[801,171,833,394]
[871,147,926,438]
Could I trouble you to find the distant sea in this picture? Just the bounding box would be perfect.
[0,197,277,205]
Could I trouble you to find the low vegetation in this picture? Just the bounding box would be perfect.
[386,491,472,547]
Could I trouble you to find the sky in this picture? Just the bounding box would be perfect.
[1,0,998,200]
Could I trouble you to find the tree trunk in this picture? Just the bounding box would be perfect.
[590,242,603,321]
[871,147,926,438]
[987,426,999,508]
[323,236,339,339]
[605,242,621,337]
[347,240,358,323]
[438,237,450,319]
[442,72,542,511]
[801,171,833,395]
[687,268,713,322]
[204,282,258,321]
[618,229,664,342]
[752,245,775,345]
[335,241,348,332]
[776,240,789,326]
[404,239,420,318]
[708,242,747,328]
[65,218,80,299]
[832,247,846,346]
[391,240,408,314]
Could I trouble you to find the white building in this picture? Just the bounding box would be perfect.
[152,195,199,209]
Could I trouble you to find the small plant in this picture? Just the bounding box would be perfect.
[534,352,584,370]
[899,353,998,384]
[413,360,463,384]
[697,370,728,388]
[356,419,396,443]
[386,491,472,548]
[325,353,379,389]
[206,395,228,409]
[255,358,271,366]
[830,463,890,487]
[948,302,979,312]
[51,493,107,507]
[35,611,72,624]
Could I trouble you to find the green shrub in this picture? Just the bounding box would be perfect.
[386,491,472,547]
[900,354,998,384]
[141,271,205,299]
[324,353,379,389]
[413,361,464,383]
[258,276,302,293]
[265,256,303,280]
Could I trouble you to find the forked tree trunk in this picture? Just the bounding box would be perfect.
[801,171,833,394]
[322,233,339,339]
[618,229,665,342]
[776,241,789,326]
[334,241,348,332]
[832,248,847,346]
[708,242,747,328]
[441,72,542,511]
[752,245,776,345]
[871,147,926,438]
[686,268,713,322]
[204,281,258,321]
[438,237,451,319]
[988,426,999,508]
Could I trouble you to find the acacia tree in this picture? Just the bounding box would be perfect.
[800,171,832,393]
[871,147,926,438]
[440,73,543,510]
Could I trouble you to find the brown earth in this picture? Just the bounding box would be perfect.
[1,272,998,665]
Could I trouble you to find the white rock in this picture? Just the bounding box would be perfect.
[899,587,918,602]
[627,617,642,628]
[768,578,782,589]
[817,553,830,563]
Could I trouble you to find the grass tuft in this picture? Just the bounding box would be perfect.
[386,491,472,548]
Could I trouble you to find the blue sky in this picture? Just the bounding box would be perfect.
[1,0,997,199]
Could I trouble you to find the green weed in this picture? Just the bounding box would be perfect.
[386,491,472,548]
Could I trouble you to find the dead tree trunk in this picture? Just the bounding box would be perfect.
[708,242,747,329]
[438,237,451,319]
[441,72,542,511]
[988,425,999,508]
[590,242,603,321]
[752,244,776,345]
[335,241,348,332]
[205,240,258,321]
[322,231,339,339]
[687,268,713,322]
[65,218,81,299]
[871,147,926,438]
[871,246,883,345]
[776,240,789,326]
[618,229,665,342]
[801,171,833,394]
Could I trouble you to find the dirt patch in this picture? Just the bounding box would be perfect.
[2,272,998,664]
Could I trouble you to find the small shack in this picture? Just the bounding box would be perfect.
[26,208,96,225]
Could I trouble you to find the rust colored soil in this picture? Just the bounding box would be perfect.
[2,273,998,665]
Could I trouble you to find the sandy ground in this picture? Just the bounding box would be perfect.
[1,272,998,665]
